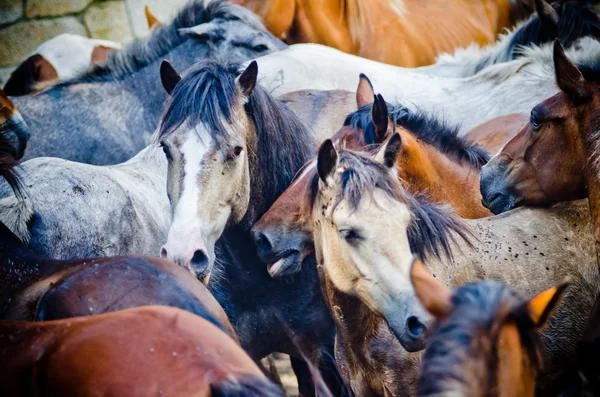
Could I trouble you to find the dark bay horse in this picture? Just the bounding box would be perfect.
[11,0,285,165]
[0,306,283,397]
[156,60,348,396]
[411,260,569,397]
[233,0,535,67]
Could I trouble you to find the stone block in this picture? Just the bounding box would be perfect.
[0,66,16,87]
[0,17,87,66]
[84,1,133,44]
[25,0,94,18]
[0,0,23,26]
[126,0,189,38]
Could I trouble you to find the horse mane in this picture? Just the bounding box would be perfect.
[418,280,541,396]
[306,149,471,261]
[508,1,600,58]
[0,121,23,199]
[343,103,490,168]
[66,0,264,84]
[157,60,315,220]
[210,374,285,397]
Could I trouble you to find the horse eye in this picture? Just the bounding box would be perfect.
[227,146,243,161]
[252,44,268,52]
[530,113,542,131]
[341,229,362,243]
[160,143,171,159]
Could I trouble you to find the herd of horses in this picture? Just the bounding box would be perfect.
[3,0,600,396]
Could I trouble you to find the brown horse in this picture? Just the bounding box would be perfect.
[479,40,600,219]
[0,306,283,397]
[232,0,534,67]
[411,260,569,397]
[0,88,28,159]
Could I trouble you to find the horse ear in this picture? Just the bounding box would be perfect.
[317,139,338,184]
[535,0,559,33]
[160,60,181,95]
[553,40,591,102]
[356,73,375,108]
[145,5,162,29]
[523,280,570,328]
[237,61,258,97]
[410,259,452,318]
[379,133,402,168]
[372,93,389,142]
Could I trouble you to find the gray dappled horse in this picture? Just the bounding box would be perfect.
[11,0,285,165]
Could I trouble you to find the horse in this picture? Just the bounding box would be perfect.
[232,0,535,67]
[252,76,519,279]
[10,0,285,165]
[155,59,349,397]
[308,137,598,395]
[411,260,569,397]
[3,34,121,96]
[250,11,600,134]
[0,88,28,160]
[0,306,284,397]
[3,5,164,97]
[480,40,600,216]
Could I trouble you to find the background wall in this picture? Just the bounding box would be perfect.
[0,0,189,85]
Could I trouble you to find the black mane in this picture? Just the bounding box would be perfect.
[0,121,23,199]
[306,149,471,261]
[510,1,600,55]
[68,0,264,84]
[418,281,541,395]
[343,103,490,168]
[158,60,315,224]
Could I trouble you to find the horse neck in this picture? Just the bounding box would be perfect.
[320,267,383,366]
[583,132,600,272]
[400,132,491,219]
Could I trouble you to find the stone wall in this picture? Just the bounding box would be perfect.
[0,0,188,85]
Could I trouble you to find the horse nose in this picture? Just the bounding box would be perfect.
[255,232,274,257]
[160,247,168,258]
[190,249,209,276]
[406,315,427,341]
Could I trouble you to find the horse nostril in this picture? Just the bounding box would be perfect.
[160,247,168,258]
[255,232,273,255]
[407,316,426,339]
[190,249,209,273]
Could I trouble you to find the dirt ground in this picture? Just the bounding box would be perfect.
[273,354,299,397]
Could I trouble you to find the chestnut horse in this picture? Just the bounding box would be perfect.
[233,0,534,67]
[0,306,283,397]
[411,260,569,397]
